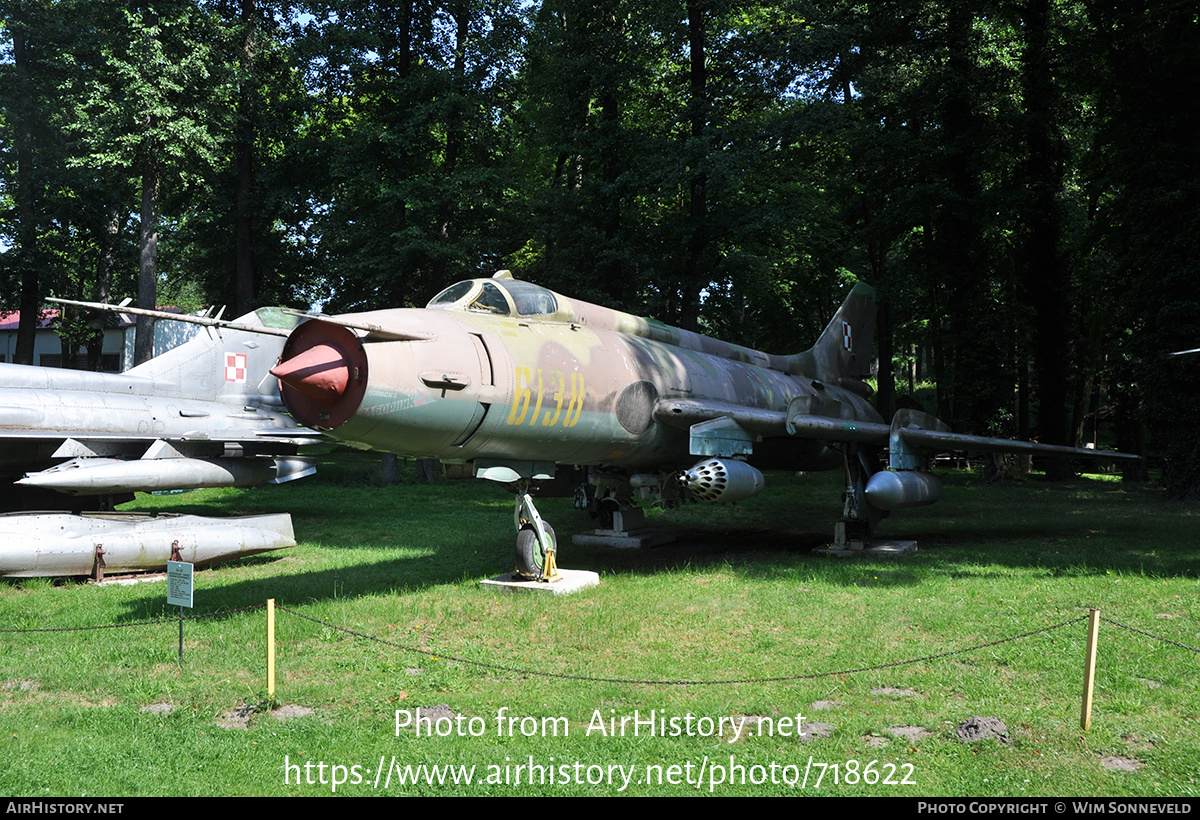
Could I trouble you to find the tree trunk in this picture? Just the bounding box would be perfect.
[58,306,76,369]
[136,148,160,366]
[1017,347,1032,473]
[234,0,258,315]
[866,224,892,419]
[381,453,402,486]
[87,198,122,371]
[433,2,467,284]
[416,458,437,483]
[680,0,707,332]
[1020,0,1073,479]
[12,2,39,366]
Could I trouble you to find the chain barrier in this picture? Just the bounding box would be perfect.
[278,605,1088,687]
[0,604,264,633]
[1101,615,1200,654]
[3,605,1193,685]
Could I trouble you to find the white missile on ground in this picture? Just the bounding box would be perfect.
[0,511,294,578]
[16,455,316,495]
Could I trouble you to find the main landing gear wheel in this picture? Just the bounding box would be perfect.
[514,521,555,580]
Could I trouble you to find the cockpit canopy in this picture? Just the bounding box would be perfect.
[427,278,559,317]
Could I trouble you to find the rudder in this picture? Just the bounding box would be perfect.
[788,281,877,391]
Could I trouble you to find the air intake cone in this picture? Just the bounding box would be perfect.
[271,344,349,406]
[272,319,368,430]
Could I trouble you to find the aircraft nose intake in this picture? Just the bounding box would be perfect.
[271,344,350,406]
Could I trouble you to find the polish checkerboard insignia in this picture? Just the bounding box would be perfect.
[842,321,853,352]
[225,352,247,383]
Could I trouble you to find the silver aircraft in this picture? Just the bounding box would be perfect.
[1,306,318,511]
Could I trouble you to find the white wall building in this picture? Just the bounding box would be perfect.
[0,309,202,371]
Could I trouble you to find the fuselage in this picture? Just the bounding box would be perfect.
[0,362,293,476]
[274,277,882,475]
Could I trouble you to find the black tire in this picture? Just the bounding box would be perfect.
[514,522,554,580]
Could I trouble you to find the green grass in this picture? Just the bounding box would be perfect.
[1,459,1197,796]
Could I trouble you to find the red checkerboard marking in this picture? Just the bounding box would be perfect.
[225,352,247,383]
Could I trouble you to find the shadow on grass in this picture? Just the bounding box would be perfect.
[91,466,1196,623]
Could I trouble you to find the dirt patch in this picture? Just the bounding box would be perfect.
[74,695,121,708]
[738,715,768,733]
[272,705,315,721]
[802,721,833,742]
[864,735,889,748]
[140,702,175,715]
[955,716,1010,745]
[735,714,828,742]
[810,700,838,711]
[1121,735,1158,753]
[395,703,458,732]
[872,687,921,698]
[1101,755,1143,772]
[2,680,37,692]
[218,703,256,730]
[886,725,930,743]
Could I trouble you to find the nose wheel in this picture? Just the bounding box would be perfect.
[514,493,558,581]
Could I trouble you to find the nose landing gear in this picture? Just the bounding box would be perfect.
[513,493,558,581]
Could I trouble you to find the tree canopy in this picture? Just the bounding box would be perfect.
[1,0,1197,493]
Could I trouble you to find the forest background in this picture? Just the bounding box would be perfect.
[1,0,1198,495]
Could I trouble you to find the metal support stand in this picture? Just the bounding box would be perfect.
[571,501,675,549]
[91,543,106,582]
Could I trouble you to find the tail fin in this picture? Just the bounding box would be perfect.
[787,281,876,393]
[126,308,300,406]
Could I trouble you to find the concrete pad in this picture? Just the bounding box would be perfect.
[813,539,918,558]
[480,567,600,595]
[572,528,677,549]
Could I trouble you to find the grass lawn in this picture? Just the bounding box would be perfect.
[1,458,1197,796]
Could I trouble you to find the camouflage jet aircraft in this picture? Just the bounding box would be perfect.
[60,274,1136,578]
[256,271,1136,577]
[1,306,318,511]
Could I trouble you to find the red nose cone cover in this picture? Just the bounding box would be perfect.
[274,319,368,430]
[271,344,349,405]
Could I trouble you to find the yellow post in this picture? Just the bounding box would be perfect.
[1080,608,1100,731]
[267,598,276,699]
